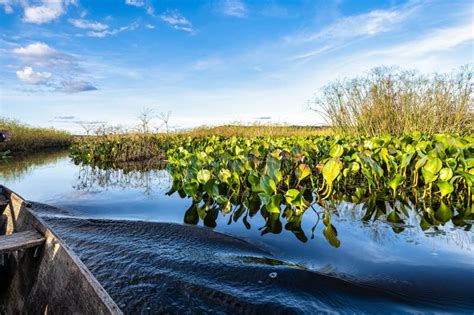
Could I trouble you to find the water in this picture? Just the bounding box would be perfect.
[1,151,473,314]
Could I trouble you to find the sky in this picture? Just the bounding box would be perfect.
[0,0,473,133]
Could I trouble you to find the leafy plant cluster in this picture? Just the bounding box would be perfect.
[166,134,472,237]
[71,133,473,245]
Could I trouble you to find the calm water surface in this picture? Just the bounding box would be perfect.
[1,151,473,314]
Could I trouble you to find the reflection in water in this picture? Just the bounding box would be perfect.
[74,163,171,195]
[0,150,68,181]
[72,162,473,250]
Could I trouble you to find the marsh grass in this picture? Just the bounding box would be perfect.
[70,124,331,164]
[311,66,473,136]
[178,124,332,137]
[0,118,73,153]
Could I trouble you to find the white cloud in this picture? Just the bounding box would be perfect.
[289,3,419,43]
[145,24,155,29]
[23,0,77,24]
[13,42,56,57]
[60,80,97,93]
[0,0,13,13]
[125,0,144,7]
[16,66,52,85]
[12,42,73,67]
[69,18,108,31]
[85,22,138,38]
[219,0,247,18]
[159,10,193,32]
[191,58,222,71]
[381,22,474,57]
[125,0,154,16]
[290,45,333,61]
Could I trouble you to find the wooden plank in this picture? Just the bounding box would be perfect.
[0,230,45,253]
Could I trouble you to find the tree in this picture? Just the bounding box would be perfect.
[158,111,172,133]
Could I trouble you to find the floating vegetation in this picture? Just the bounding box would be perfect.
[165,133,472,245]
[71,132,473,246]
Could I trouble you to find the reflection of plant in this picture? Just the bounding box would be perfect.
[0,150,10,161]
[73,160,169,195]
[0,150,67,180]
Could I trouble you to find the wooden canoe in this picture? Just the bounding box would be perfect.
[0,185,122,314]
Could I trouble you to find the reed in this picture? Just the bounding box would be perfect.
[178,124,332,138]
[0,118,73,154]
[311,66,473,136]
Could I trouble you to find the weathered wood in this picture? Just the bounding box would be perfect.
[0,185,122,314]
[0,230,45,253]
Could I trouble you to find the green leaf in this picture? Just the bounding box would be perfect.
[435,201,452,223]
[387,175,405,195]
[295,164,311,182]
[258,193,271,205]
[387,210,403,223]
[323,225,340,248]
[260,175,277,195]
[329,144,344,158]
[266,194,282,214]
[219,168,232,183]
[183,181,199,198]
[421,169,438,184]
[423,157,443,175]
[204,179,219,197]
[322,158,342,186]
[197,169,211,184]
[285,189,303,207]
[438,167,453,181]
[437,181,454,198]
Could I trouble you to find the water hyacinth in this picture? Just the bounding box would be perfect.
[71,132,473,246]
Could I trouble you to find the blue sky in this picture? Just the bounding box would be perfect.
[0,0,472,133]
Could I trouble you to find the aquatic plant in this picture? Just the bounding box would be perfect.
[163,133,473,245]
[70,132,473,245]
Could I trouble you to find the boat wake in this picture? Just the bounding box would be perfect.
[32,202,473,314]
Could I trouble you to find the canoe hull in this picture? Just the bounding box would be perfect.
[0,186,121,314]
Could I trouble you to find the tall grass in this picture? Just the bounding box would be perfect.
[0,118,73,153]
[311,66,473,136]
[179,124,332,137]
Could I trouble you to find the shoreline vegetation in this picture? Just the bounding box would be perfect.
[0,118,72,155]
